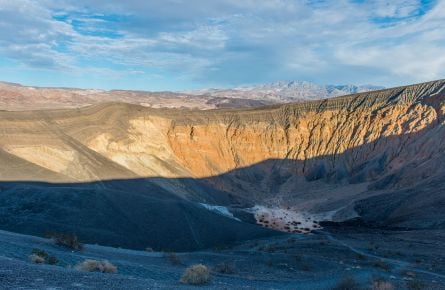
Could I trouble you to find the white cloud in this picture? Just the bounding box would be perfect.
[0,0,76,69]
[0,0,444,88]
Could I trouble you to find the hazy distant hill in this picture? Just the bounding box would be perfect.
[190,81,384,102]
[0,80,383,111]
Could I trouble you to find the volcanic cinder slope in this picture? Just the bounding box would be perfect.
[0,80,445,251]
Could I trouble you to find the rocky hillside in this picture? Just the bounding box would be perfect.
[0,79,444,250]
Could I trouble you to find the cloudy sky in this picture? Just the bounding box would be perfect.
[0,0,444,90]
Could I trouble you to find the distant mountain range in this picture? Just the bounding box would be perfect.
[190,81,385,103]
[0,80,384,111]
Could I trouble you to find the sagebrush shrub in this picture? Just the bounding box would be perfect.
[49,233,83,250]
[76,259,117,273]
[29,248,58,265]
[29,254,45,264]
[180,264,211,285]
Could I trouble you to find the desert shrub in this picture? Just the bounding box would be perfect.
[213,262,236,274]
[164,252,182,265]
[371,279,394,290]
[75,259,117,273]
[29,248,58,265]
[333,276,361,290]
[406,280,425,290]
[50,233,83,251]
[29,254,45,264]
[32,249,49,259]
[180,264,211,285]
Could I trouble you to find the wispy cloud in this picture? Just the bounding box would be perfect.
[0,0,443,90]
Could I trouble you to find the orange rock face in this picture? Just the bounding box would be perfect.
[162,81,444,185]
[165,102,437,178]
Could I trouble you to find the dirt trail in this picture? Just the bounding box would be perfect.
[320,230,445,281]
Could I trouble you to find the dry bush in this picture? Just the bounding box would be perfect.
[180,264,211,285]
[333,276,361,290]
[76,259,117,273]
[372,279,394,290]
[29,254,45,264]
[32,249,49,258]
[50,233,83,251]
[29,248,58,265]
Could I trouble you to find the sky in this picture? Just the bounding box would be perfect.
[0,0,444,91]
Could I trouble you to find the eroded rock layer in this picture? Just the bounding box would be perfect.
[2,80,445,186]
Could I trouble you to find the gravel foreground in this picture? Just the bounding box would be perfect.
[1,228,444,289]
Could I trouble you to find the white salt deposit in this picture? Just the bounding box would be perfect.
[248,206,324,233]
[199,203,240,221]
